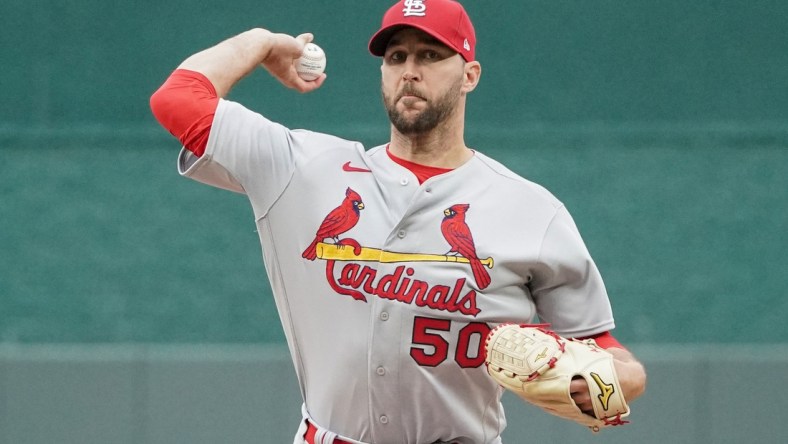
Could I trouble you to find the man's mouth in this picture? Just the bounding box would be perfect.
[399,96,424,108]
[398,87,424,102]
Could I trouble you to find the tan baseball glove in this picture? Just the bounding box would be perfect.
[484,324,630,432]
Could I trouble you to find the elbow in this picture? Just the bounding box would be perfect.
[149,84,176,131]
[148,70,217,156]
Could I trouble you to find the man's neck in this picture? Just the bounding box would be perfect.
[387,120,473,169]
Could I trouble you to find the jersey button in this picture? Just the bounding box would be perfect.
[379,415,389,424]
[376,366,386,376]
[380,312,389,321]
[397,230,406,239]
[400,177,409,186]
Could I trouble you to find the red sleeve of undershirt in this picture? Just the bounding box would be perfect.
[149,69,219,157]
[577,331,626,350]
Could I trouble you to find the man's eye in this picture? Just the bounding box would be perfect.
[424,50,439,59]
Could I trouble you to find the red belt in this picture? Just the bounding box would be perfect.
[304,420,353,444]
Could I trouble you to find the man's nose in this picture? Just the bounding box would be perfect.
[402,59,421,81]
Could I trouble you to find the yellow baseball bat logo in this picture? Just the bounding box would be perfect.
[315,242,494,268]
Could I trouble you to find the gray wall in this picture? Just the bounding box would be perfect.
[2,344,787,444]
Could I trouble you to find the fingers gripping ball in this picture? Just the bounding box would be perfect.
[295,43,326,81]
[484,324,631,432]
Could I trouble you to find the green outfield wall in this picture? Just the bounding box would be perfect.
[2,0,787,345]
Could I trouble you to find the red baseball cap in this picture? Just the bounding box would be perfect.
[368,0,476,62]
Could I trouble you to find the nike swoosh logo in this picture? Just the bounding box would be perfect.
[342,161,372,173]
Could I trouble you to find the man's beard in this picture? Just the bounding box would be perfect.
[383,79,462,135]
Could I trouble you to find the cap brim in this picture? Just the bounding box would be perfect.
[368,23,459,58]
[368,24,408,56]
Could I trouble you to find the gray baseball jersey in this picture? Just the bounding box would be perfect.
[178,99,615,444]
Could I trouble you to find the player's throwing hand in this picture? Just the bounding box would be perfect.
[260,32,326,92]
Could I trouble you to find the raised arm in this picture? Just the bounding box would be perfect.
[177,29,325,97]
[150,29,326,156]
[178,28,326,97]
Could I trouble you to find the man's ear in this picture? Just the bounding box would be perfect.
[462,61,481,93]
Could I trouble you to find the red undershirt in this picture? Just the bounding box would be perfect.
[149,69,625,351]
[150,69,218,157]
[385,147,452,184]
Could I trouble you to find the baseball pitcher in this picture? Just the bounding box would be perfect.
[150,1,647,443]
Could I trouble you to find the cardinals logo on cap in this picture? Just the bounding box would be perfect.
[402,0,427,16]
[369,0,477,62]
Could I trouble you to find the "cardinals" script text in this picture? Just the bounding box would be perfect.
[325,262,481,316]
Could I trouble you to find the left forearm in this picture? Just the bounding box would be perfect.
[608,347,647,401]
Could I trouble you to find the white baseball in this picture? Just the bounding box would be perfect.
[295,43,326,81]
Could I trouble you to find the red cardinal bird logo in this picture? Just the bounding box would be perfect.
[440,203,491,290]
[302,187,365,260]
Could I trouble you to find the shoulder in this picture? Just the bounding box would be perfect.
[215,98,365,151]
[471,150,564,210]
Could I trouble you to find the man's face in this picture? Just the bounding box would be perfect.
[381,28,467,135]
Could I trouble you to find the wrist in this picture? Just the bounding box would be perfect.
[614,357,647,402]
[231,28,275,64]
